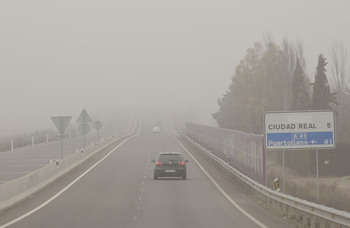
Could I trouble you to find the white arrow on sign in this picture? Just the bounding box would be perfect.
[51,116,72,135]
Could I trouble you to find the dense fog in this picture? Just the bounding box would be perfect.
[0,0,349,135]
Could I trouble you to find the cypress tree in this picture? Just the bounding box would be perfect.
[312,54,338,110]
[291,58,311,110]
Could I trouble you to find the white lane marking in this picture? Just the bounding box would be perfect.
[26,159,51,162]
[148,137,152,154]
[0,172,29,175]
[168,130,268,228]
[38,154,61,157]
[0,116,143,228]
[5,165,46,168]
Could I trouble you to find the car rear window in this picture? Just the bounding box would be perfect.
[158,154,182,162]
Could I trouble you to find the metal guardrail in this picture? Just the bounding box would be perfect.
[181,133,350,228]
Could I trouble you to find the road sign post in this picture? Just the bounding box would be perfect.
[51,116,72,161]
[93,120,103,141]
[77,109,92,148]
[316,149,319,201]
[78,123,90,148]
[264,111,336,200]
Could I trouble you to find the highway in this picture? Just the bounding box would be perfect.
[0,110,295,228]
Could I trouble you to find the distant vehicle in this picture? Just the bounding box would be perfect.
[152,126,161,133]
[152,152,188,180]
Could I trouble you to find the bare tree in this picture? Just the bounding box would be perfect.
[279,37,307,110]
[329,42,350,138]
[329,42,348,91]
[281,37,306,75]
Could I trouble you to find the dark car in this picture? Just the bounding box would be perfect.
[152,152,188,180]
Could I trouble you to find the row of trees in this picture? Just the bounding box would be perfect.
[213,37,350,140]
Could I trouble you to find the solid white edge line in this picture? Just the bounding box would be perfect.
[166,126,268,228]
[0,116,143,228]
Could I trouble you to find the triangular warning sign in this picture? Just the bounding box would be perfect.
[77,109,92,123]
[51,116,72,135]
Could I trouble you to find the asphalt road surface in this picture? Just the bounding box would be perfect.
[0,111,295,228]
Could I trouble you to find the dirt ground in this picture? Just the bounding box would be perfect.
[266,160,350,213]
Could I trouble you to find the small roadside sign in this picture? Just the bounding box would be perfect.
[93,121,103,130]
[51,116,72,135]
[77,109,92,123]
[79,123,91,136]
[55,135,70,140]
[264,111,335,150]
[51,116,72,160]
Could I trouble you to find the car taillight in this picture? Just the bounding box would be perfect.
[178,161,185,166]
[156,161,162,166]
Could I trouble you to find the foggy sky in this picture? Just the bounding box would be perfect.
[1,0,350,135]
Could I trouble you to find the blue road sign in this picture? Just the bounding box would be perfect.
[266,132,334,148]
[264,111,335,150]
